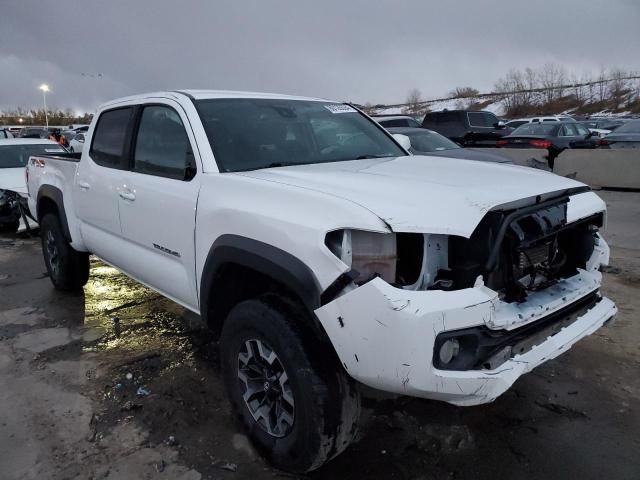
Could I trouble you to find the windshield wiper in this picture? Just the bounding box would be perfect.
[265,161,301,168]
[354,154,391,160]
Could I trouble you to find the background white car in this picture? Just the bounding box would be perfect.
[68,132,87,153]
[0,138,65,232]
[505,116,575,129]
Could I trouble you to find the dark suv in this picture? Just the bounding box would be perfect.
[422,110,510,147]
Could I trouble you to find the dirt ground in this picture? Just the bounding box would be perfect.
[1,190,638,480]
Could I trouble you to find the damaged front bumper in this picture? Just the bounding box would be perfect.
[315,266,617,407]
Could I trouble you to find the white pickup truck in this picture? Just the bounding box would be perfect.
[26,90,617,472]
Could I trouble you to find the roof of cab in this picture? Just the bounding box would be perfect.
[0,138,61,146]
[99,90,333,109]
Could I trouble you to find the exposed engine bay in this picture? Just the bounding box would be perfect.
[435,196,603,303]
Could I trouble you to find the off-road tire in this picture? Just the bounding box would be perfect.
[220,294,360,473]
[40,213,89,290]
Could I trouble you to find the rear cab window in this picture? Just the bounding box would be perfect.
[89,107,135,168]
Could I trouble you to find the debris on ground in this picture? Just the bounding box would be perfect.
[166,435,178,446]
[136,386,151,397]
[214,461,238,472]
[121,401,143,412]
[155,460,166,473]
[535,400,589,419]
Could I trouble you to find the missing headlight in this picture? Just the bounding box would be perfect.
[325,229,396,284]
[325,230,435,287]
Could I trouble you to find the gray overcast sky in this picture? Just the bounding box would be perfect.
[1,0,639,113]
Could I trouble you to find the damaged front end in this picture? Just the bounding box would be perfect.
[437,193,603,304]
[315,190,617,405]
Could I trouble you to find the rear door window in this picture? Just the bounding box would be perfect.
[436,112,461,125]
[90,107,135,168]
[559,124,578,137]
[467,112,498,128]
[575,124,591,136]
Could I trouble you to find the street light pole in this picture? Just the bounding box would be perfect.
[39,84,50,129]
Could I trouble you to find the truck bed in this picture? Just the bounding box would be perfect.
[26,153,83,243]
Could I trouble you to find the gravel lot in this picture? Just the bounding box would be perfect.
[1,190,638,480]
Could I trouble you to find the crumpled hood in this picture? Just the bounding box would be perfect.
[0,168,27,195]
[237,155,587,237]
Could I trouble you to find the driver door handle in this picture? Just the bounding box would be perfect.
[119,191,136,201]
[78,181,91,190]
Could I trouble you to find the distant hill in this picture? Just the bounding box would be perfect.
[361,70,640,119]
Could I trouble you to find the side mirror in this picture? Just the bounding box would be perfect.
[392,134,412,151]
[589,131,600,137]
[78,137,85,143]
[494,120,506,129]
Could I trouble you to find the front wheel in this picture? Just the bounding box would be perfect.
[220,295,360,473]
[40,213,89,290]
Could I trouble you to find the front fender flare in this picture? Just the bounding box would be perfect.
[199,234,322,323]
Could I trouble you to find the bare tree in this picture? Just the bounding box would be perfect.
[495,68,532,116]
[360,102,376,115]
[539,63,567,103]
[596,67,608,103]
[608,68,629,109]
[448,86,479,98]
[403,88,424,115]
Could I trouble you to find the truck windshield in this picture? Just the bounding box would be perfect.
[0,144,66,168]
[195,99,407,172]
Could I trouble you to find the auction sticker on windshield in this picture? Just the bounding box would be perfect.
[324,104,357,114]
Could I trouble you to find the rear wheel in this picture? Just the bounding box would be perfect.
[40,213,89,290]
[220,295,360,473]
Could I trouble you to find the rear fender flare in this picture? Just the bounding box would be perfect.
[37,185,72,242]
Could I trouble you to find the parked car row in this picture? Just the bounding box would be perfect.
[378,108,639,170]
